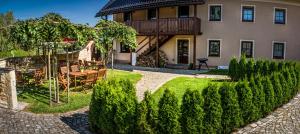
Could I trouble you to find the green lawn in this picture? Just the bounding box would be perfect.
[151,77,226,105]
[18,69,142,114]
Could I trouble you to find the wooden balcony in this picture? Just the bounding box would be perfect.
[125,17,202,36]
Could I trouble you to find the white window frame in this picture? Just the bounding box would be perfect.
[175,38,191,64]
[240,40,255,58]
[207,39,222,58]
[241,5,256,22]
[208,4,223,22]
[273,7,287,25]
[272,41,286,60]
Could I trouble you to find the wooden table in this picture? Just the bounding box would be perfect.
[69,70,98,89]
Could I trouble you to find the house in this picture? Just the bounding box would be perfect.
[96,0,300,68]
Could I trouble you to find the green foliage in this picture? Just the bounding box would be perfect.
[0,49,35,58]
[289,67,298,96]
[255,60,264,75]
[249,76,263,119]
[89,79,137,134]
[0,11,16,51]
[144,91,157,132]
[203,84,222,134]
[254,75,267,115]
[136,100,154,134]
[157,89,181,134]
[283,70,294,100]
[219,83,242,134]
[247,59,255,79]
[180,89,204,134]
[262,61,270,76]
[229,57,239,81]
[238,55,248,79]
[278,62,285,71]
[270,62,278,72]
[270,73,283,107]
[279,73,290,103]
[262,77,275,114]
[235,80,256,124]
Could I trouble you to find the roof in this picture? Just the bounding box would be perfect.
[96,0,206,17]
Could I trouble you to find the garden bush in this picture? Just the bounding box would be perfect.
[157,89,181,134]
[238,55,247,79]
[262,76,275,114]
[89,79,138,134]
[219,83,242,134]
[254,75,267,115]
[229,57,239,81]
[255,60,264,75]
[246,59,255,79]
[144,91,157,131]
[203,84,222,134]
[136,100,154,134]
[279,73,290,103]
[249,76,264,119]
[262,61,270,76]
[180,89,204,134]
[284,70,294,100]
[270,61,278,72]
[270,73,283,107]
[235,80,256,124]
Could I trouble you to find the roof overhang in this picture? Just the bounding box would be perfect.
[96,0,206,17]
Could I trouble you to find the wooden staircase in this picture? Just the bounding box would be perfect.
[136,35,174,56]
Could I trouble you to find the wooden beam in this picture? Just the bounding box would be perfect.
[193,4,197,69]
[156,8,160,67]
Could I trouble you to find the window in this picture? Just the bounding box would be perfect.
[124,12,131,22]
[241,41,254,58]
[274,8,286,24]
[178,6,190,18]
[120,43,130,53]
[242,6,255,22]
[209,5,222,21]
[208,40,221,57]
[273,42,285,59]
[148,8,157,20]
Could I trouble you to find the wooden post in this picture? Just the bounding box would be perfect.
[67,49,70,103]
[193,4,197,69]
[48,48,52,106]
[156,9,159,67]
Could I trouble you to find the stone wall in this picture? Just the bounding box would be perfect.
[0,68,18,110]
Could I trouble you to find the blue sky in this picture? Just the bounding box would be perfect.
[0,0,109,26]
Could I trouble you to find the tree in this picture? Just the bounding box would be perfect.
[144,91,157,132]
[180,89,204,134]
[247,59,255,79]
[235,80,256,124]
[219,83,242,134]
[283,70,294,99]
[203,84,222,134]
[238,55,247,79]
[262,77,275,114]
[279,73,290,103]
[0,11,16,51]
[254,75,267,115]
[157,89,181,133]
[136,101,154,134]
[229,57,239,81]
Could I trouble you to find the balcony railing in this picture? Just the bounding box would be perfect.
[125,17,202,35]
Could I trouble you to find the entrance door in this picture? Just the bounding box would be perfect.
[177,40,189,64]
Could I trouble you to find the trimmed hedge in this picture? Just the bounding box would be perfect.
[262,76,275,114]
[249,75,264,119]
[180,89,204,134]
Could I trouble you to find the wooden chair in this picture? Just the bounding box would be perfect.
[80,72,98,89]
[71,65,79,72]
[97,69,107,81]
[60,66,68,75]
[58,73,68,91]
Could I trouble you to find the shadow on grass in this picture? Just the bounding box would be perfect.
[17,85,51,105]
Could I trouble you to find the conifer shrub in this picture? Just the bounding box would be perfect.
[262,77,275,114]
[157,89,181,133]
[262,60,270,76]
[279,73,290,103]
[235,80,256,124]
[289,67,298,96]
[136,101,154,134]
[144,91,157,131]
[254,75,267,114]
[249,76,263,119]
[219,83,242,134]
[229,57,239,81]
[238,55,248,79]
[89,79,138,134]
[180,89,204,134]
[255,60,264,75]
[269,61,278,72]
[278,62,285,71]
[284,70,295,99]
[247,59,255,79]
[270,73,283,107]
[203,84,223,134]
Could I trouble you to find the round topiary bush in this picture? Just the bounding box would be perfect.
[203,84,223,134]
[219,83,242,134]
[157,89,181,133]
[235,80,256,124]
[89,79,138,134]
[180,89,204,134]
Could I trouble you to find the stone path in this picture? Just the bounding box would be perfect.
[236,93,300,134]
[0,107,91,134]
